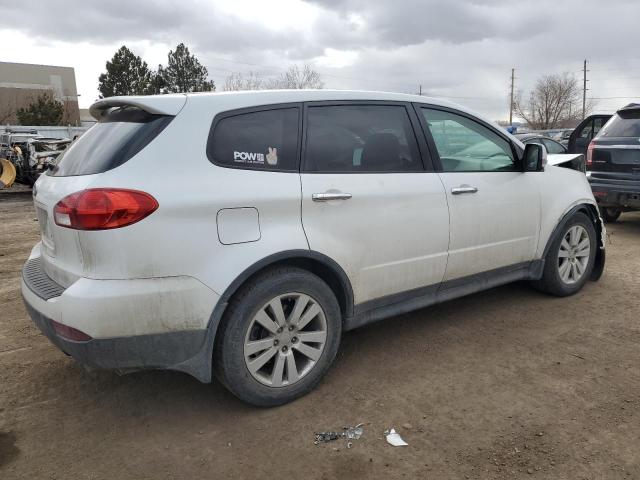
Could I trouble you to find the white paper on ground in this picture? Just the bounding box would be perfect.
[385,428,408,447]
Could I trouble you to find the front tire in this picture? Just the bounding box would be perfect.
[532,212,597,297]
[214,267,342,406]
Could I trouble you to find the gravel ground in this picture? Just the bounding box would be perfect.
[1,192,639,479]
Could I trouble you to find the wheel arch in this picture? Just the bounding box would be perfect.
[210,249,353,330]
[182,250,354,384]
[541,202,605,281]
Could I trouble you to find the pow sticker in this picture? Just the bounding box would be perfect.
[233,151,264,164]
[233,147,278,166]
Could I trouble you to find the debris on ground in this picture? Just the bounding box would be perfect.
[314,423,364,448]
[384,428,408,447]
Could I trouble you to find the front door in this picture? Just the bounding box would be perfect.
[569,115,610,155]
[419,106,541,281]
[300,103,450,305]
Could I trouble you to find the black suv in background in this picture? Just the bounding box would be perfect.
[587,104,640,222]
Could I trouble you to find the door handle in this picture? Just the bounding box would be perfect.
[451,185,478,195]
[312,192,353,202]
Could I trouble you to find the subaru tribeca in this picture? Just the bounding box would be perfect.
[22,90,605,406]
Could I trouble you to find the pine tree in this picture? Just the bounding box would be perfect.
[161,43,215,93]
[98,46,154,98]
[16,94,64,126]
[147,65,166,95]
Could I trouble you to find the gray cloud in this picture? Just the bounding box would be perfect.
[2,0,639,119]
[306,0,550,48]
[0,0,294,54]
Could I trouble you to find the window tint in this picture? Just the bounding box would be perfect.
[540,138,565,154]
[579,121,593,139]
[593,117,606,136]
[599,110,640,138]
[49,107,172,177]
[421,108,516,172]
[304,105,422,172]
[208,108,299,171]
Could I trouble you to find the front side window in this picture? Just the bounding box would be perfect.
[208,108,299,171]
[304,105,422,172]
[421,108,516,172]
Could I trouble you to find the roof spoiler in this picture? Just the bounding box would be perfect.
[89,94,187,120]
[620,103,640,111]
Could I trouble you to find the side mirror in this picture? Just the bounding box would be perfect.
[523,142,547,172]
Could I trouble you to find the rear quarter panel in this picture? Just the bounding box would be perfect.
[75,96,309,297]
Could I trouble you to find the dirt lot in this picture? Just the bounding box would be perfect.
[1,191,639,480]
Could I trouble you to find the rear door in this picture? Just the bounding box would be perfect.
[300,102,449,305]
[418,106,540,281]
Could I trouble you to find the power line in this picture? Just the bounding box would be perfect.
[583,59,589,120]
[589,96,640,99]
[509,67,515,125]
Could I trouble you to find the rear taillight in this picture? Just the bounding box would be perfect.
[586,141,595,170]
[54,188,158,230]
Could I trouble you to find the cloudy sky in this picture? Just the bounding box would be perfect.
[1,0,639,120]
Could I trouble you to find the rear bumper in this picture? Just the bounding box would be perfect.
[21,250,220,382]
[23,298,208,375]
[588,172,640,209]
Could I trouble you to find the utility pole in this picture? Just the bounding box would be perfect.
[509,68,515,125]
[582,59,588,120]
[419,84,422,96]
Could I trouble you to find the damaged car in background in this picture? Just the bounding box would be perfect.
[0,129,71,186]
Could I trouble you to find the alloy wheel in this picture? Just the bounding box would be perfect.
[557,225,590,284]
[243,293,327,387]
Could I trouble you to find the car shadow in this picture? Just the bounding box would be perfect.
[57,280,541,414]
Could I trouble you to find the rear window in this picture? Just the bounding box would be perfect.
[207,107,299,171]
[599,109,640,138]
[48,107,172,177]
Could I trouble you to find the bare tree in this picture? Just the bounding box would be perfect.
[267,64,324,89]
[514,73,593,129]
[223,71,264,91]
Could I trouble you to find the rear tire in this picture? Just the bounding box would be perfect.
[601,207,622,223]
[214,267,342,407]
[532,212,597,297]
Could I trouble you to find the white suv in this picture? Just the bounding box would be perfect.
[22,90,605,406]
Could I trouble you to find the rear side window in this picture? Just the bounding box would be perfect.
[49,107,172,177]
[304,105,422,173]
[599,110,640,138]
[208,108,299,171]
